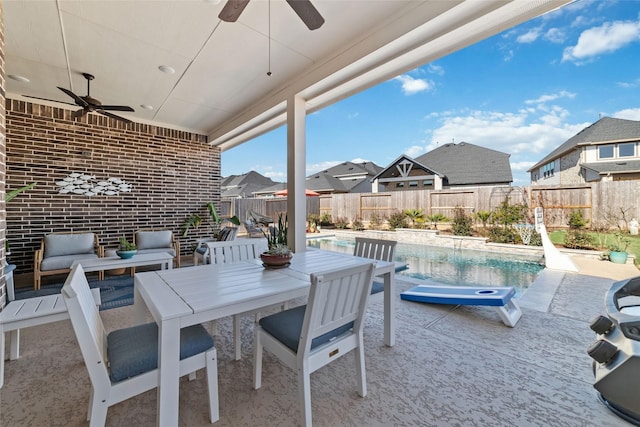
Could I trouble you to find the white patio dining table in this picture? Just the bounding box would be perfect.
[133,248,396,427]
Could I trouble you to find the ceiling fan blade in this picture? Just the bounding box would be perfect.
[219,0,250,22]
[72,108,87,119]
[22,94,77,107]
[99,105,135,112]
[58,87,90,108]
[97,109,133,124]
[286,0,324,30]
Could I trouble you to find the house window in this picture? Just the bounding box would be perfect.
[599,145,614,159]
[542,161,554,178]
[423,180,433,186]
[396,182,404,188]
[409,181,418,187]
[619,143,635,158]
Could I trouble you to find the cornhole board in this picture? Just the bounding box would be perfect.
[400,284,522,327]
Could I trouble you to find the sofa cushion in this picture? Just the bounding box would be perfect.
[107,322,214,383]
[136,231,173,250]
[41,253,100,271]
[44,233,96,258]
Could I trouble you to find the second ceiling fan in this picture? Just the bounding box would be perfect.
[219,0,325,30]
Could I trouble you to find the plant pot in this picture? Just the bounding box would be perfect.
[116,249,137,259]
[609,251,628,264]
[260,252,292,268]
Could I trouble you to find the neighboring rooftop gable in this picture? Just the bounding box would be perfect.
[529,117,640,171]
[305,173,348,193]
[415,142,512,185]
[221,170,280,197]
[317,161,383,178]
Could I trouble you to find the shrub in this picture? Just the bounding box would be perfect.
[491,199,526,227]
[388,211,408,230]
[568,210,588,229]
[319,212,333,226]
[564,229,595,249]
[452,207,473,236]
[425,213,448,230]
[488,226,517,244]
[352,216,365,231]
[404,209,425,228]
[369,212,385,230]
[529,231,542,246]
[475,210,491,229]
[333,216,349,229]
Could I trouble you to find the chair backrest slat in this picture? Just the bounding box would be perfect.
[61,264,110,386]
[299,263,375,355]
[206,240,262,265]
[354,237,396,262]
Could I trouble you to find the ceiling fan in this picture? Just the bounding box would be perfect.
[219,0,325,30]
[24,73,135,124]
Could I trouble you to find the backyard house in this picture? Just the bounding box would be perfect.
[305,161,383,194]
[372,142,513,192]
[221,171,282,198]
[529,117,640,185]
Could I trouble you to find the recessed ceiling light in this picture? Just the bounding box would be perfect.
[8,74,30,83]
[158,65,175,74]
[140,104,154,110]
[203,0,222,4]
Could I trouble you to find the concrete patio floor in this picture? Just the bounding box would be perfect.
[1,255,638,426]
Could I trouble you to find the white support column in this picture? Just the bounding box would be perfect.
[287,95,307,253]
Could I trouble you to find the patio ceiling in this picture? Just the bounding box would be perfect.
[4,0,571,151]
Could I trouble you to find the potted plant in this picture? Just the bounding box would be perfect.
[181,202,240,238]
[260,213,292,267]
[116,237,137,259]
[605,232,630,264]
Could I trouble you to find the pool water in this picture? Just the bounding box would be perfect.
[307,238,544,297]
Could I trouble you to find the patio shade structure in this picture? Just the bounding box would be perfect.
[274,189,320,197]
[3,0,573,252]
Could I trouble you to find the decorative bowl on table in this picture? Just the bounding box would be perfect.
[260,252,292,268]
[115,250,137,259]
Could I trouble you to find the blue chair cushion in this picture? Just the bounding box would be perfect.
[195,246,208,255]
[259,305,354,353]
[107,322,214,383]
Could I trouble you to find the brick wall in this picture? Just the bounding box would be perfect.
[1,4,7,306]
[6,99,221,276]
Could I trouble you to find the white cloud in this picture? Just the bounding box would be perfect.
[347,112,359,119]
[544,27,566,43]
[517,27,542,43]
[350,157,370,164]
[563,18,640,62]
[427,64,444,76]
[525,90,576,105]
[613,108,640,121]
[393,74,434,95]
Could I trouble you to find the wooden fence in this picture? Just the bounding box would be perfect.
[317,181,640,229]
[224,181,640,229]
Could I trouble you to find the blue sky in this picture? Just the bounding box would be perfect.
[222,0,640,186]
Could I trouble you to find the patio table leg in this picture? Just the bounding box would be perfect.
[157,317,180,426]
[384,271,395,347]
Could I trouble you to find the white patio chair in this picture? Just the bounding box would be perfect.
[354,237,396,262]
[198,239,277,361]
[61,264,219,426]
[354,237,396,294]
[253,262,376,427]
[192,226,239,265]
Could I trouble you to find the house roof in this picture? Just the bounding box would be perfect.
[581,160,640,175]
[305,174,348,193]
[529,117,640,171]
[319,161,383,178]
[415,142,512,185]
[221,170,279,198]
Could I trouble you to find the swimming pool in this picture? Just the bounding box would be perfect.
[307,237,545,297]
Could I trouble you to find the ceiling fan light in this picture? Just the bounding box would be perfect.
[8,74,30,83]
[158,65,175,74]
